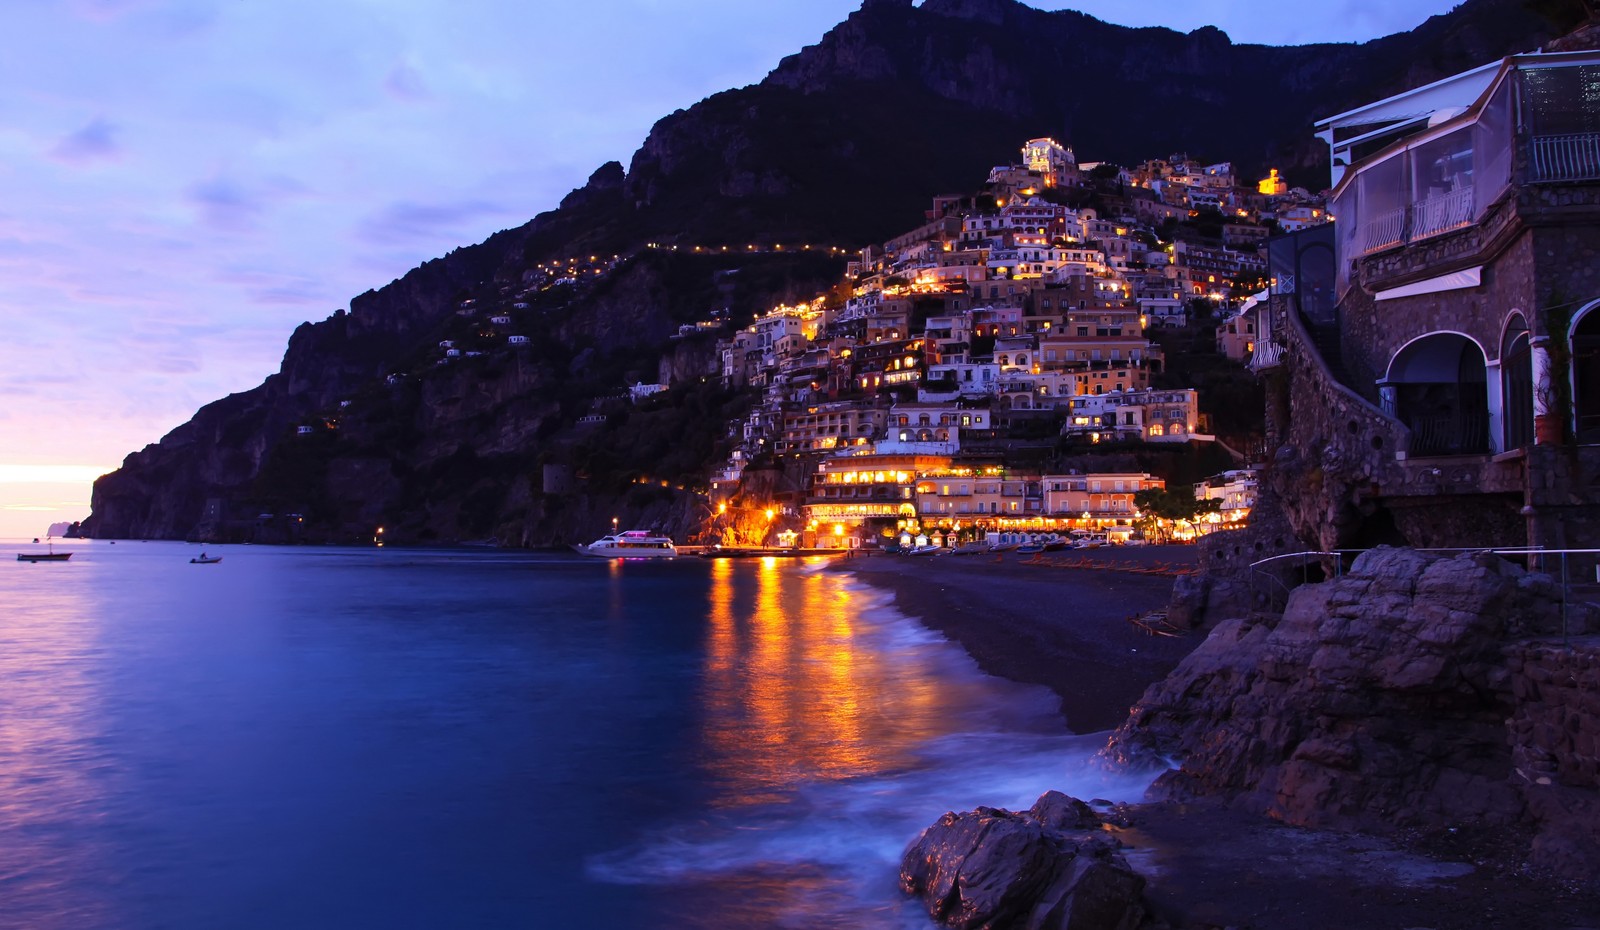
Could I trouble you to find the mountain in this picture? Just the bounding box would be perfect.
[83,0,1581,544]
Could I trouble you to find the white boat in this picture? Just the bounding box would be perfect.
[573,530,678,558]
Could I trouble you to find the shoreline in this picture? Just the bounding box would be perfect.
[833,544,1199,735]
[840,545,1600,929]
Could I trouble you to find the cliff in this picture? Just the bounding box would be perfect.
[84,0,1579,544]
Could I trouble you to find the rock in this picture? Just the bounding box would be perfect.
[901,791,1147,930]
[1103,548,1600,879]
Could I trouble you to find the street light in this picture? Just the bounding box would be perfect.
[612,516,619,534]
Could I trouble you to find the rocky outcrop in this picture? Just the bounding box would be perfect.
[901,791,1148,930]
[1105,547,1600,878]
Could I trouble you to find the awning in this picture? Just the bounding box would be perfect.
[1374,266,1482,302]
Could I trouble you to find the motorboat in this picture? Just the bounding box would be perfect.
[190,554,223,564]
[574,530,678,558]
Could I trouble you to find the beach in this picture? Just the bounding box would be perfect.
[836,544,1198,734]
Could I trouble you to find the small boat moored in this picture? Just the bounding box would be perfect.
[17,539,71,562]
[573,530,678,558]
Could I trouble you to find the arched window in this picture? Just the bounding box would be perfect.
[1386,332,1490,455]
[1501,314,1533,449]
[1573,303,1600,443]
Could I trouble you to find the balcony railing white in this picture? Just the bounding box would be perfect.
[1529,132,1600,183]
[1410,187,1476,240]
[1360,208,1407,253]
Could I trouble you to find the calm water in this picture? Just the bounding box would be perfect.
[0,540,1157,929]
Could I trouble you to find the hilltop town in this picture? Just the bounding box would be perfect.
[624,138,1318,549]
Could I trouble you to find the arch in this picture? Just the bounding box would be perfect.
[1385,332,1490,456]
[1571,299,1600,443]
[1501,312,1533,450]
[917,429,933,442]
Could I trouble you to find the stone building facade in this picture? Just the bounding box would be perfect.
[1247,48,1600,561]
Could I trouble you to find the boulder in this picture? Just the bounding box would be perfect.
[1105,548,1599,849]
[901,790,1147,930]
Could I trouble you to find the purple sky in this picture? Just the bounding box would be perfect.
[0,0,1464,537]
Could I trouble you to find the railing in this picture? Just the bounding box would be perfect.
[1529,132,1600,183]
[1249,546,1595,646]
[1358,188,1477,254]
[1361,208,1407,253]
[1404,410,1490,457]
[1410,187,1476,240]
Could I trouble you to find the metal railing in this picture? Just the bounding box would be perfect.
[1410,187,1476,240]
[1248,546,1600,646]
[1359,187,1478,255]
[1529,132,1600,183]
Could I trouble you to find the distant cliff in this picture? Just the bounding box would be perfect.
[84,0,1577,544]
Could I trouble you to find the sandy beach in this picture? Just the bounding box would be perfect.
[836,544,1198,734]
[839,544,1600,930]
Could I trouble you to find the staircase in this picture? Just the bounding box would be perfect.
[1308,320,1354,389]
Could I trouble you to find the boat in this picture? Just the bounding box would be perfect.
[951,541,991,555]
[17,540,71,562]
[190,554,223,564]
[1016,544,1045,555]
[909,543,945,556]
[573,530,678,558]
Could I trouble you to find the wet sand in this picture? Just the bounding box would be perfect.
[835,544,1198,734]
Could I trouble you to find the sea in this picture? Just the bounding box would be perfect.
[0,540,1161,929]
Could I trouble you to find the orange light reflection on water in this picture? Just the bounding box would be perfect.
[697,559,950,808]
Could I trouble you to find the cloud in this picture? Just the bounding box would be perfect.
[356,198,517,247]
[154,355,201,374]
[186,173,306,233]
[50,116,121,164]
[66,0,153,23]
[188,176,262,231]
[384,63,429,101]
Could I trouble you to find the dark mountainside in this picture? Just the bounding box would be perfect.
[84,0,1575,545]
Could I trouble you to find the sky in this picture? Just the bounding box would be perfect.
[0,0,1465,538]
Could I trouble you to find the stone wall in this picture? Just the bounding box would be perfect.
[1509,638,1600,788]
[1506,637,1600,877]
[1342,200,1534,394]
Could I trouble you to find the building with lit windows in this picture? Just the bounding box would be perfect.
[804,452,953,528]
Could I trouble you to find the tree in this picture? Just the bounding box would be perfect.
[1134,486,1222,542]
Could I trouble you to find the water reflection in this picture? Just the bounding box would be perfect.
[698,561,959,807]
[0,565,114,930]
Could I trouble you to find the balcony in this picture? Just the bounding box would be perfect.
[1529,132,1600,183]
[1329,53,1600,270]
